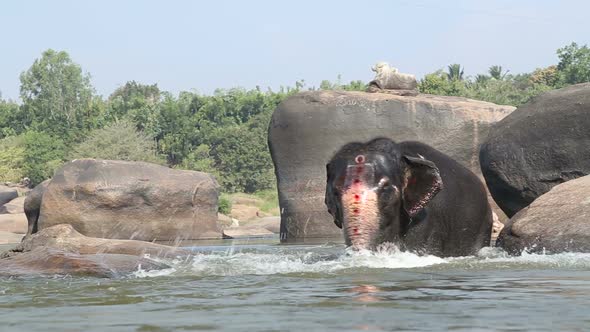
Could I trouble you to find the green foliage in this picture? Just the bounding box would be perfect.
[419,70,467,96]
[218,193,232,215]
[489,65,508,80]
[19,49,95,140]
[2,44,590,191]
[447,64,464,81]
[208,113,275,193]
[0,135,26,183]
[319,75,367,91]
[0,100,20,138]
[420,66,552,107]
[21,131,65,185]
[253,189,279,213]
[69,120,165,164]
[530,66,559,86]
[556,42,590,85]
[466,78,551,106]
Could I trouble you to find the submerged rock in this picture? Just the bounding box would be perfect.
[498,175,590,254]
[0,224,191,277]
[0,248,169,278]
[268,90,514,240]
[480,83,590,217]
[36,159,221,241]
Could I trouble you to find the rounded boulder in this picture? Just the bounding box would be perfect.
[480,83,590,217]
[37,159,221,241]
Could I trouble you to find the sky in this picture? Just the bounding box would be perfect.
[1,0,589,100]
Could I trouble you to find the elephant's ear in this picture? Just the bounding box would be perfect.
[402,155,443,217]
[325,163,342,228]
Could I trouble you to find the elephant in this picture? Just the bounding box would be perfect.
[325,137,492,257]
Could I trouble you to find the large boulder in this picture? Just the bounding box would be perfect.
[498,175,590,254]
[269,90,514,241]
[36,159,221,241]
[0,185,18,207]
[0,224,190,277]
[480,83,590,217]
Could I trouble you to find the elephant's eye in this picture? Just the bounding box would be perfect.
[378,177,390,189]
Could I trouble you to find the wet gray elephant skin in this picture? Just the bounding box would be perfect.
[325,137,492,257]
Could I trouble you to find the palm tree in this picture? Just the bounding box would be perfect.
[489,65,509,80]
[475,74,490,85]
[447,64,464,81]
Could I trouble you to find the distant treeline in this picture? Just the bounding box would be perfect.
[0,42,588,192]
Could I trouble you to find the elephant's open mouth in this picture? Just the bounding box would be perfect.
[340,157,381,250]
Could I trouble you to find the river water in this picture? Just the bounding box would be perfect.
[1,238,590,332]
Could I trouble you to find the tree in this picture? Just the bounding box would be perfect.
[69,120,164,164]
[21,131,65,185]
[0,135,26,183]
[0,100,21,138]
[475,74,491,85]
[530,66,559,87]
[19,49,95,140]
[489,65,509,80]
[556,42,590,85]
[419,70,466,96]
[447,64,464,81]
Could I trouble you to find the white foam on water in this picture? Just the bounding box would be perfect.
[130,245,590,278]
[132,244,448,278]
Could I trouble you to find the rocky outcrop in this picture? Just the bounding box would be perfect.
[0,224,190,277]
[36,159,221,241]
[480,83,590,217]
[498,175,590,254]
[268,90,514,240]
[0,185,18,206]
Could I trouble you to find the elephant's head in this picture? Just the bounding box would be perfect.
[325,138,443,250]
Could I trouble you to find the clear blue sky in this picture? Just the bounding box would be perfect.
[1,0,589,100]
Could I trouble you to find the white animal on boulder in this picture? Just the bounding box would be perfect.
[369,62,417,90]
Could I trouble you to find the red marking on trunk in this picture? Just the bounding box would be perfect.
[353,208,359,214]
[354,194,360,201]
[353,228,359,234]
[354,179,361,184]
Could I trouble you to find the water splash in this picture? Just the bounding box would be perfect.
[132,243,447,278]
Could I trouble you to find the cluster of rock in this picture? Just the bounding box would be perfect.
[0,184,28,244]
[480,83,590,254]
[3,67,589,277]
[0,159,222,276]
[268,89,514,241]
[269,62,590,255]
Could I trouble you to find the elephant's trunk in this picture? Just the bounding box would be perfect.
[341,156,381,250]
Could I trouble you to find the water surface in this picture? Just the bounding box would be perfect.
[1,239,589,331]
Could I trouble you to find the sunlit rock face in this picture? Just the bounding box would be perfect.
[498,174,590,255]
[35,159,221,241]
[268,90,514,241]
